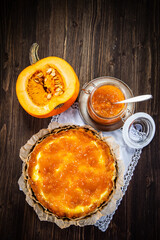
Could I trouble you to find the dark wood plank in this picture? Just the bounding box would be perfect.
[0,0,160,239]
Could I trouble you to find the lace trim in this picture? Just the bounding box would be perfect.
[51,102,79,122]
[51,114,60,122]
[70,102,79,109]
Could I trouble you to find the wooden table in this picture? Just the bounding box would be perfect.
[0,0,159,239]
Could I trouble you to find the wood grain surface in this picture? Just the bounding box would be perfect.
[0,0,160,239]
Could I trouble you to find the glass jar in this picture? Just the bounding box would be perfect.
[87,83,128,125]
[79,77,135,131]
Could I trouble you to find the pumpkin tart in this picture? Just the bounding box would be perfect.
[27,126,117,219]
[18,123,124,228]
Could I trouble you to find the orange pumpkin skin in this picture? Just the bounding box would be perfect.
[16,57,80,118]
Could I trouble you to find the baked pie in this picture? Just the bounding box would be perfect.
[19,123,123,227]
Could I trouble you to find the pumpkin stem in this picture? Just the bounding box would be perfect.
[29,43,40,64]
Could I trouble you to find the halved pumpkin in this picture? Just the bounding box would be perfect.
[16,57,80,118]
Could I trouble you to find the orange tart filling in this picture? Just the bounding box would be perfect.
[91,85,125,118]
[28,127,116,218]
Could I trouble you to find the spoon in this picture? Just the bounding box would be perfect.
[113,94,153,104]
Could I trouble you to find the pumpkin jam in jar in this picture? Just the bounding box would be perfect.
[88,85,126,125]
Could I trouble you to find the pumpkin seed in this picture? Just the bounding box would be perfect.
[37,72,43,78]
[46,68,53,74]
[55,87,62,92]
[54,92,61,96]
[47,93,52,99]
[55,85,63,90]
[51,73,56,77]
[34,79,39,83]
[59,91,63,95]
[51,70,56,77]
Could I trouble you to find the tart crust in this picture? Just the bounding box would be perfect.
[18,122,124,228]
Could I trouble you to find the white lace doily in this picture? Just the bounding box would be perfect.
[51,102,142,232]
